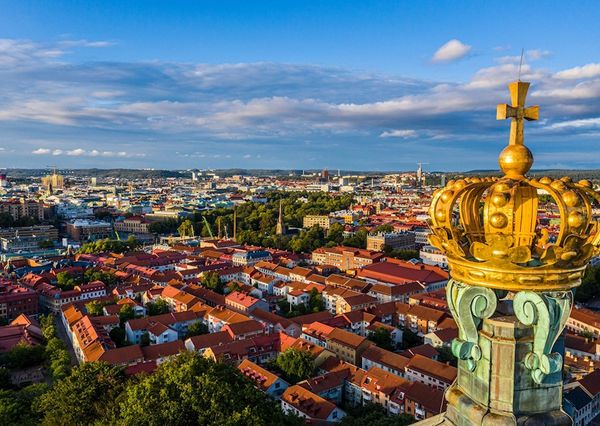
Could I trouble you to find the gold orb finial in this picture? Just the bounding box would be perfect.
[496,81,539,179]
[498,144,533,178]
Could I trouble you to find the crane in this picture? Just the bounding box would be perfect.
[202,216,213,239]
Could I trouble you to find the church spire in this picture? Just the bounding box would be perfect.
[276,200,286,235]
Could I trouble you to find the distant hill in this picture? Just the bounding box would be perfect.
[1,167,599,180]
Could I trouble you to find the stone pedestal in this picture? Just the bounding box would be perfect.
[441,315,571,426]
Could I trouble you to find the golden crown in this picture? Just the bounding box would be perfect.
[428,81,600,292]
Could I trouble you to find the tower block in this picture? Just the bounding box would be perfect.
[419,81,600,425]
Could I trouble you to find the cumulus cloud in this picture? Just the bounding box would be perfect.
[32,148,51,155]
[548,117,600,130]
[58,39,115,48]
[3,38,600,169]
[380,129,418,138]
[432,39,472,63]
[527,49,552,61]
[554,63,600,80]
[67,148,86,156]
[31,147,143,158]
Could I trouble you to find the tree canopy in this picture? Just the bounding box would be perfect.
[78,236,138,254]
[185,321,208,338]
[575,263,600,302]
[368,327,394,351]
[146,299,170,316]
[3,351,304,426]
[274,348,315,384]
[177,219,195,238]
[341,403,414,426]
[119,352,302,426]
[202,272,223,294]
[37,362,126,426]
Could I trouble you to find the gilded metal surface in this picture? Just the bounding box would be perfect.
[428,81,600,293]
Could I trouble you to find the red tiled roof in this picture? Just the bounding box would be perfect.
[358,259,448,285]
[281,385,338,420]
[406,354,457,384]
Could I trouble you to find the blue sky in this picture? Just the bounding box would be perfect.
[0,1,600,171]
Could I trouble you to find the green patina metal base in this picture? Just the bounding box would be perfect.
[419,313,572,426]
[424,280,573,425]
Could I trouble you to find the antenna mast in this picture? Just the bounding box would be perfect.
[518,48,525,81]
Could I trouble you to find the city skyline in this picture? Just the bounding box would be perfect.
[1,1,600,170]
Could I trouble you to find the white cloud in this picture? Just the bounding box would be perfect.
[432,39,471,63]
[534,80,600,100]
[32,147,144,158]
[526,49,552,61]
[67,148,86,156]
[58,39,114,48]
[554,63,600,80]
[496,49,552,65]
[32,148,51,155]
[380,129,418,138]
[548,117,600,130]
[3,39,600,168]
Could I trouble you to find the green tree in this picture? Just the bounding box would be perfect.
[575,263,600,302]
[185,321,208,338]
[374,224,394,233]
[288,225,325,253]
[343,228,368,249]
[402,328,423,349]
[0,383,48,426]
[40,315,56,340]
[368,327,394,351]
[45,337,71,381]
[308,288,324,312]
[118,352,301,426]
[341,403,414,426]
[140,332,150,347]
[109,327,127,347]
[149,219,179,235]
[0,367,10,390]
[437,345,457,367]
[0,212,14,228]
[37,362,126,425]
[85,300,104,316]
[275,348,315,384]
[55,271,79,291]
[0,343,46,369]
[39,315,72,381]
[178,219,195,237]
[77,237,138,254]
[147,299,170,316]
[202,272,223,294]
[83,269,117,286]
[38,240,55,249]
[118,304,136,324]
[326,222,345,245]
[383,247,420,260]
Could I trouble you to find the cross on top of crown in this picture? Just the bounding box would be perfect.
[496,81,539,146]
